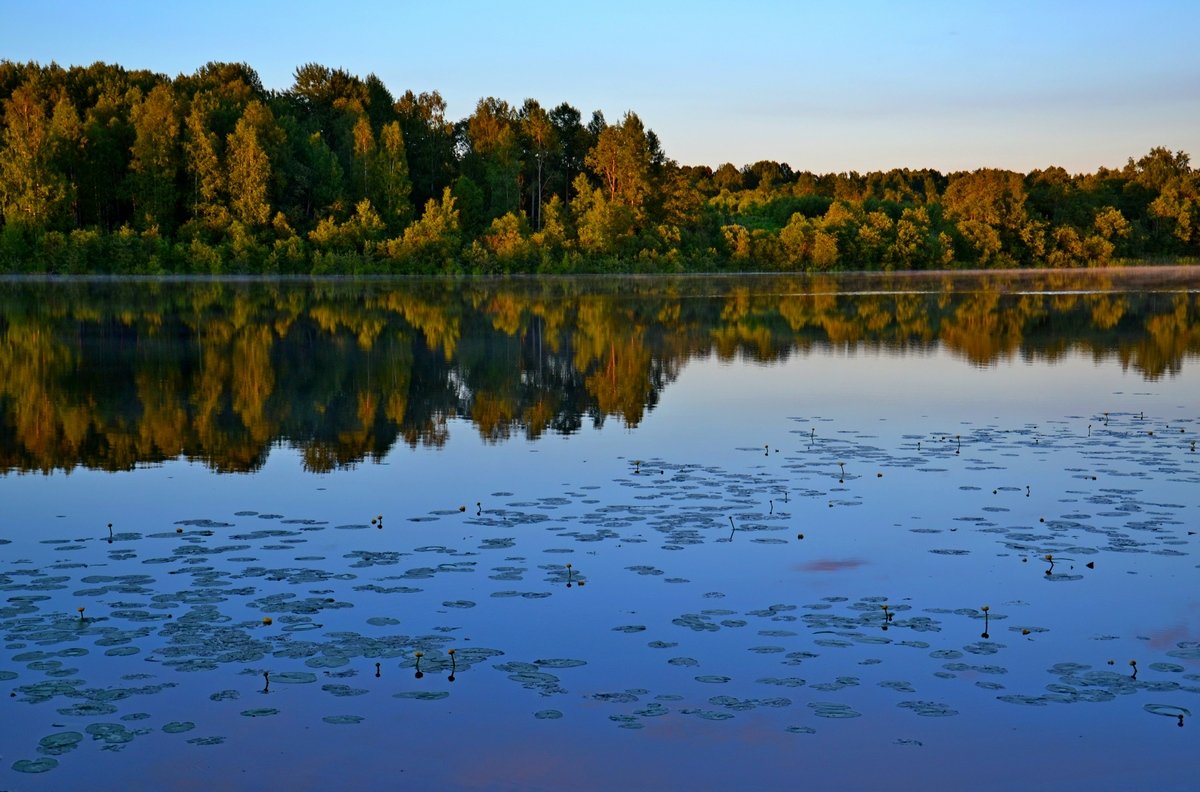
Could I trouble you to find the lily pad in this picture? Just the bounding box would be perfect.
[393,691,450,701]
[898,700,960,717]
[37,731,83,756]
[808,702,862,718]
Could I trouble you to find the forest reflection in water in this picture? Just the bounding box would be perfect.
[1,268,1197,474]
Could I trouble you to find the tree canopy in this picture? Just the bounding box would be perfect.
[0,60,1196,273]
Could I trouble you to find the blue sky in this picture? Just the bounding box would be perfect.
[3,0,1198,174]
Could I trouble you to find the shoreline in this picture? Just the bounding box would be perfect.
[3,261,1198,284]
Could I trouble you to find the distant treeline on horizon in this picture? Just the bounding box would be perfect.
[0,60,1197,274]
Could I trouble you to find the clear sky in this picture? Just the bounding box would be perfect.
[3,0,1198,174]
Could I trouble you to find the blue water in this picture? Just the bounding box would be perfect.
[1,274,1198,790]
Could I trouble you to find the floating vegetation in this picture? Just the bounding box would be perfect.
[322,683,369,697]
[710,695,791,711]
[898,700,960,717]
[534,658,587,669]
[85,722,140,745]
[36,732,83,756]
[808,702,862,719]
[393,691,450,701]
[879,680,917,693]
[161,722,195,734]
[1144,703,1191,729]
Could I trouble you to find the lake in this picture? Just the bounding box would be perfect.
[1,269,1198,790]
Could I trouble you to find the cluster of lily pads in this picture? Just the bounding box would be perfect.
[2,408,1196,779]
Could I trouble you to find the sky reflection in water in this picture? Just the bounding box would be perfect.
[1,273,1198,791]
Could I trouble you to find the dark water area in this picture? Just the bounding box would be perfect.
[1,269,1198,790]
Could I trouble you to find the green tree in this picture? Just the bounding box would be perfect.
[464,97,521,220]
[520,99,558,230]
[779,213,839,270]
[384,187,461,269]
[349,116,411,234]
[128,84,180,231]
[1148,178,1198,247]
[72,77,134,230]
[482,211,533,266]
[375,121,412,233]
[857,210,894,265]
[351,115,375,201]
[276,124,345,226]
[891,206,945,268]
[572,173,635,255]
[531,194,570,257]
[395,90,456,209]
[1093,206,1131,244]
[713,163,743,192]
[1126,147,1190,192]
[743,160,790,191]
[585,112,652,215]
[450,174,486,238]
[287,63,366,159]
[548,103,590,204]
[47,94,83,227]
[183,92,225,228]
[0,83,70,229]
[226,103,272,228]
[309,197,385,253]
[942,169,1029,264]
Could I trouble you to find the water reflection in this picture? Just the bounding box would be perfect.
[1,270,1197,474]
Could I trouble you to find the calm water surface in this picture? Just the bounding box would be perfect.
[2,270,1198,790]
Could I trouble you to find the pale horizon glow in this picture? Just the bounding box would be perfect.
[3,0,1198,174]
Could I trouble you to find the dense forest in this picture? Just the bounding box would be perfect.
[3,274,1197,473]
[0,60,1198,274]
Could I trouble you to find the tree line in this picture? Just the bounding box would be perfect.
[1,60,1197,274]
